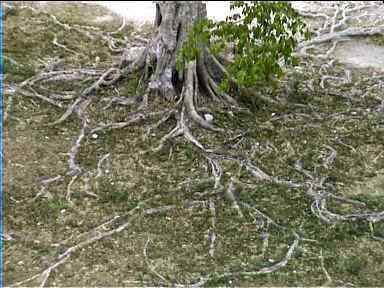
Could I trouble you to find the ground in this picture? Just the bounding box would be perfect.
[3,2,384,287]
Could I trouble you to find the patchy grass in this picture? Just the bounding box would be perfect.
[3,2,135,83]
[4,2,384,287]
[372,35,384,46]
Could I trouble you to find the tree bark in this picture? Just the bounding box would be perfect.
[119,1,235,130]
[147,1,207,101]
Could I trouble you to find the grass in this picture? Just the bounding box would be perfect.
[3,2,384,287]
[372,35,384,46]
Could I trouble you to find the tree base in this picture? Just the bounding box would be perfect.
[9,2,384,287]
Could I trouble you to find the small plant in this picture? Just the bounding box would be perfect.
[184,144,194,160]
[47,199,70,210]
[344,256,365,275]
[177,1,310,93]
[45,199,71,216]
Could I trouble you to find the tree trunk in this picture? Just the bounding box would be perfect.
[147,1,207,101]
[119,1,235,130]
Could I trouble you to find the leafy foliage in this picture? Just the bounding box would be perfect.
[177,1,310,91]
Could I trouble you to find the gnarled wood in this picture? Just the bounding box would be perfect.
[147,1,207,101]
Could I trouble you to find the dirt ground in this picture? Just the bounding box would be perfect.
[3,2,384,287]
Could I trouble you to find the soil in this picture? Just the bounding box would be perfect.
[3,2,384,287]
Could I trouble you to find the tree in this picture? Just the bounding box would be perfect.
[9,1,384,286]
[10,3,309,285]
[42,0,308,156]
[116,1,307,131]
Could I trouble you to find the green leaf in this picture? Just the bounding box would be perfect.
[178,0,307,94]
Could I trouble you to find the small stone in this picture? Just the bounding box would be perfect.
[260,232,269,240]
[43,191,53,200]
[92,134,98,139]
[204,113,214,122]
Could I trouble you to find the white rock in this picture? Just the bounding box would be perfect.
[204,113,214,122]
[92,133,98,139]
[122,46,146,64]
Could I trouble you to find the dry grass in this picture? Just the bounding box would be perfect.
[3,2,384,287]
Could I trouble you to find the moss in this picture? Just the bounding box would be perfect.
[4,2,384,288]
[3,3,117,82]
[372,35,384,46]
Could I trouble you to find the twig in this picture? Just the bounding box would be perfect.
[320,249,333,286]
[208,200,217,257]
[143,237,170,285]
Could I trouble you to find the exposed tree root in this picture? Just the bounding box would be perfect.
[17,87,64,108]
[32,175,64,202]
[143,237,172,285]
[294,157,384,225]
[225,179,244,218]
[11,199,161,287]
[52,35,79,55]
[207,199,217,258]
[8,1,384,286]
[319,249,333,287]
[138,199,300,287]
[172,234,300,288]
[296,1,384,88]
